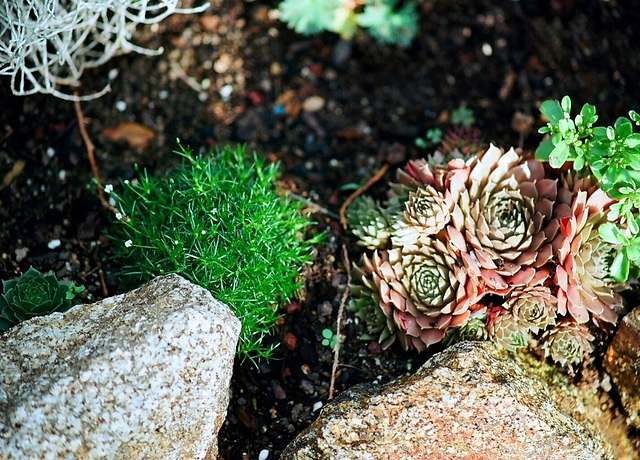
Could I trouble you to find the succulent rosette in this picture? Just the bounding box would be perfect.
[346,195,393,249]
[0,267,83,331]
[450,145,557,277]
[385,236,484,350]
[552,187,626,324]
[541,319,595,368]
[351,250,420,350]
[504,285,557,334]
[443,309,488,345]
[486,306,529,352]
[348,261,400,350]
[403,187,452,235]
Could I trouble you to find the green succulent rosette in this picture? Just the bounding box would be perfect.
[0,267,84,331]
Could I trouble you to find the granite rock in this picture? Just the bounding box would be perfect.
[282,341,616,460]
[0,274,240,460]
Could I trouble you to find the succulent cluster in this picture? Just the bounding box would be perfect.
[348,144,630,368]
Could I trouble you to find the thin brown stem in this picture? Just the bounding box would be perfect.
[329,243,351,400]
[339,163,389,230]
[73,91,118,214]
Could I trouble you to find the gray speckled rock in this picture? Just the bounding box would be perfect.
[282,341,616,460]
[0,274,240,460]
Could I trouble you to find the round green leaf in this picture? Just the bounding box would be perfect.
[610,251,630,283]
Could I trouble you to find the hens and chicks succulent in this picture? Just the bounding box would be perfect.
[348,144,628,368]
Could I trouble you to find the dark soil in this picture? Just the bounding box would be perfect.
[1,1,640,458]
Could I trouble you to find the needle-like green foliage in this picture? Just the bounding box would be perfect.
[105,143,323,364]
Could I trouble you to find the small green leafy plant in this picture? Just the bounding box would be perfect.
[536,95,640,281]
[279,0,419,48]
[415,106,485,164]
[414,128,443,149]
[321,328,338,350]
[0,267,84,331]
[450,106,476,127]
[105,143,323,363]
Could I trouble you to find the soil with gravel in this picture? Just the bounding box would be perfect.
[1,1,640,458]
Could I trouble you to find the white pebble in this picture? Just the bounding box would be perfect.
[312,401,323,412]
[47,239,61,250]
[303,95,325,112]
[46,147,55,158]
[258,449,269,460]
[219,84,233,102]
[115,100,127,112]
[15,247,28,262]
[482,42,493,56]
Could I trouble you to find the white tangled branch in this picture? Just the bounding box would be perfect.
[0,0,209,101]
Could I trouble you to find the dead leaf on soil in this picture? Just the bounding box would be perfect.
[101,122,155,150]
[274,90,301,118]
[2,159,25,186]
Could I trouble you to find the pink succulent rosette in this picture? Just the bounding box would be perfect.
[449,144,558,277]
[541,319,595,368]
[552,187,626,325]
[486,306,529,352]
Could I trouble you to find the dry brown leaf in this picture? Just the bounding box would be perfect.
[2,159,25,186]
[101,122,155,150]
[274,90,301,119]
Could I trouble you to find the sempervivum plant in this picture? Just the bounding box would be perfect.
[348,141,633,369]
[0,267,84,331]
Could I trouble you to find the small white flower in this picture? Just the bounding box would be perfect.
[104,184,113,194]
[201,230,206,235]
[124,240,133,248]
[115,212,123,221]
[124,179,130,185]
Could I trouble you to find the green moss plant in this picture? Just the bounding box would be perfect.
[0,267,84,331]
[105,143,323,363]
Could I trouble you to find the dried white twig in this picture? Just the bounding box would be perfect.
[0,0,209,100]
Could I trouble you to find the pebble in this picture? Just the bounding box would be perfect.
[299,379,315,395]
[258,449,269,460]
[318,301,333,317]
[47,239,61,250]
[312,401,323,412]
[14,247,28,262]
[219,84,233,102]
[302,95,325,112]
